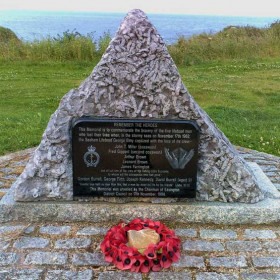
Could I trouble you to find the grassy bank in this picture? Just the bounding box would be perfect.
[169,21,280,65]
[0,58,279,156]
[1,21,280,64]
[0,29,111,62]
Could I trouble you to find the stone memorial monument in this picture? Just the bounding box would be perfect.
[13,9,264,203]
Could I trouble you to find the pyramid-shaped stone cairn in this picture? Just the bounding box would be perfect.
[14,9,264,203]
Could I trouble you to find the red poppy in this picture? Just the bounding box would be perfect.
[100,219,181,273]
[140,259,152,273]
[166,241,180,262]
[130,254,145,273]
[104,248,117,262]
[160,253,172,269]
[144,244,157,260]
[151,258,161,271]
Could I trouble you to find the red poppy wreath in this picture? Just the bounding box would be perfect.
[101,219,181,273]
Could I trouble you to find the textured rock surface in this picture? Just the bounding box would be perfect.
[13,237,50,249]
[13,9,263,203]
[1,221,280,278]
[46,270,93,280]
[200,229,237,240]
[39,225,71,235]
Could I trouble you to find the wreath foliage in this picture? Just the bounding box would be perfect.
[101,219,181,273]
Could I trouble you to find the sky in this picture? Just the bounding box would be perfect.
[1,0,280,17]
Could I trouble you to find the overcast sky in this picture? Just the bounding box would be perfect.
[1,0,280,17]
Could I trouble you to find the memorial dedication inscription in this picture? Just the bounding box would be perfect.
[72,118,199,198]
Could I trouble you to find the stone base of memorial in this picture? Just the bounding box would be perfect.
[1,165,280,224]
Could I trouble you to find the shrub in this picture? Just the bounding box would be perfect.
[168,20,280,66]
[0,28,111,61]
[0,26,21,43]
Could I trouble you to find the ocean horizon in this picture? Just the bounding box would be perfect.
[0,10,279,44]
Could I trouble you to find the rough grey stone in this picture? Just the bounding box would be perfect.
[253,257,280,268]
[210,256,247,268]
[196,272,238,280]
[24,252,68,265]
[0,181,5,187]
[40,225,71,234]
[244,229,276,239]
[272,178,280,182]
[98,271,142,280]
[175,228,197,237]
[226,241,262,252]
[2,175,17,180]
[266,171,278,176]
[77,227,108,235]
[183,240,224,251]
[254,160,278,165]
[149,272,191,280]
[247,163,280,199]
[13,9,263,204]
[9,269,44,280]
[274,183,280,190]
[73,253,108,266]
[0,147,35,165]
[24,226,35,234]
[0,225,25,234]
[260,165,278,172]
[263,241,280,252]
[55,238,91,249]
[46,270,93,280]
[173,255,205,268]
[241,273,280,280]
[0,270,8,280]
[11,161,27,167]
[0,167,15,173]
[200,229,237,239]
[0,241,10,250]
[2,194,280,225]
[13,237,50,249]
[0,252,19,266]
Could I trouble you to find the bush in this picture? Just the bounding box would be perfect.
[0,28,111,61]
[0,26,21,43]
[168,20,280,66]
[97,32,111,55]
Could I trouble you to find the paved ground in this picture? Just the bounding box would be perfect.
[0,147,280,280]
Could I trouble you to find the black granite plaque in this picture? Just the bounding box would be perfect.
[72,118,199,198]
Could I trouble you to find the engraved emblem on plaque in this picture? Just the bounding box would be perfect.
[83,146,100,167]
[164,147,194,169]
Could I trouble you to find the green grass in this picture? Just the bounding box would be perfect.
[0,28,110,61]
[181,58,280,156]
[1,21,280,64]
[168,21,280,66]
[0,60,95,154]
[0,58,279,156]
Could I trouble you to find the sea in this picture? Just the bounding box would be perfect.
[0,10,279,44]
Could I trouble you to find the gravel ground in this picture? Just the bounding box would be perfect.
[0,146,279,279]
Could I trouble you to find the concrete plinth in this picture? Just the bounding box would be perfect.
[1,163,280,225]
